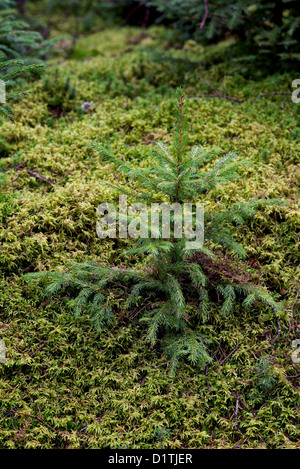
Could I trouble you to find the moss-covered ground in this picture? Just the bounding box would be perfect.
[0,25,299,449]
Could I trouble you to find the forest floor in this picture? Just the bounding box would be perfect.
[0,24,299,449]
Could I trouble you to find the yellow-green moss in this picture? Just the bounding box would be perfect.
[0,25,299,449]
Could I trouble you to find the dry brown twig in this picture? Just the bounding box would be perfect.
[234,391,240,431]
[188,79,291,104]
[199,0,209,31]
[289,287,300,331]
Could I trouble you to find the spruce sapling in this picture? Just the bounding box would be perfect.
[24,88,284,374]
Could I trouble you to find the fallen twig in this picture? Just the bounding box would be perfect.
[14,411,68,441]
[37,403,42,420]
[10,174,20,184]
[188,93,244,103]
[238,397,256,418]
[20,263,36,275]
[270,318,281,345]
[188,77,244,103]
[30,341,47,358]
[123,0,147,26]
[54,168,75,184]
[289,288,300,331]
[63,33,79,62]
[218,344,239,365]
[0,392,29,421]
[204,340,222,387]
[206,379,211,392]
[128,299,151,321]
[26,169,53,185]
[232,441,241,449]
[154,360,170,369]
[188,87,292,104]
[199,0,208,31]
[10,163,75,191]
[205,340,222,374]
[258,92,290,98]
[234,391,240,431]
[286,372,300,379]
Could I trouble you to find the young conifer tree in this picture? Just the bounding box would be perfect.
[25,88,283,374]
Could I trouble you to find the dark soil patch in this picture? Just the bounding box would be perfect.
[188,250,257,286]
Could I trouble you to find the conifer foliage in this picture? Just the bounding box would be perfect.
[148,0,299,67]
[0,0,42,59]
[25,88,283,374]
[0,0,44,121]
[0,0,57,61]
[0,54,43,121]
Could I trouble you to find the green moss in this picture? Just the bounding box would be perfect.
[0,25,299,449]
